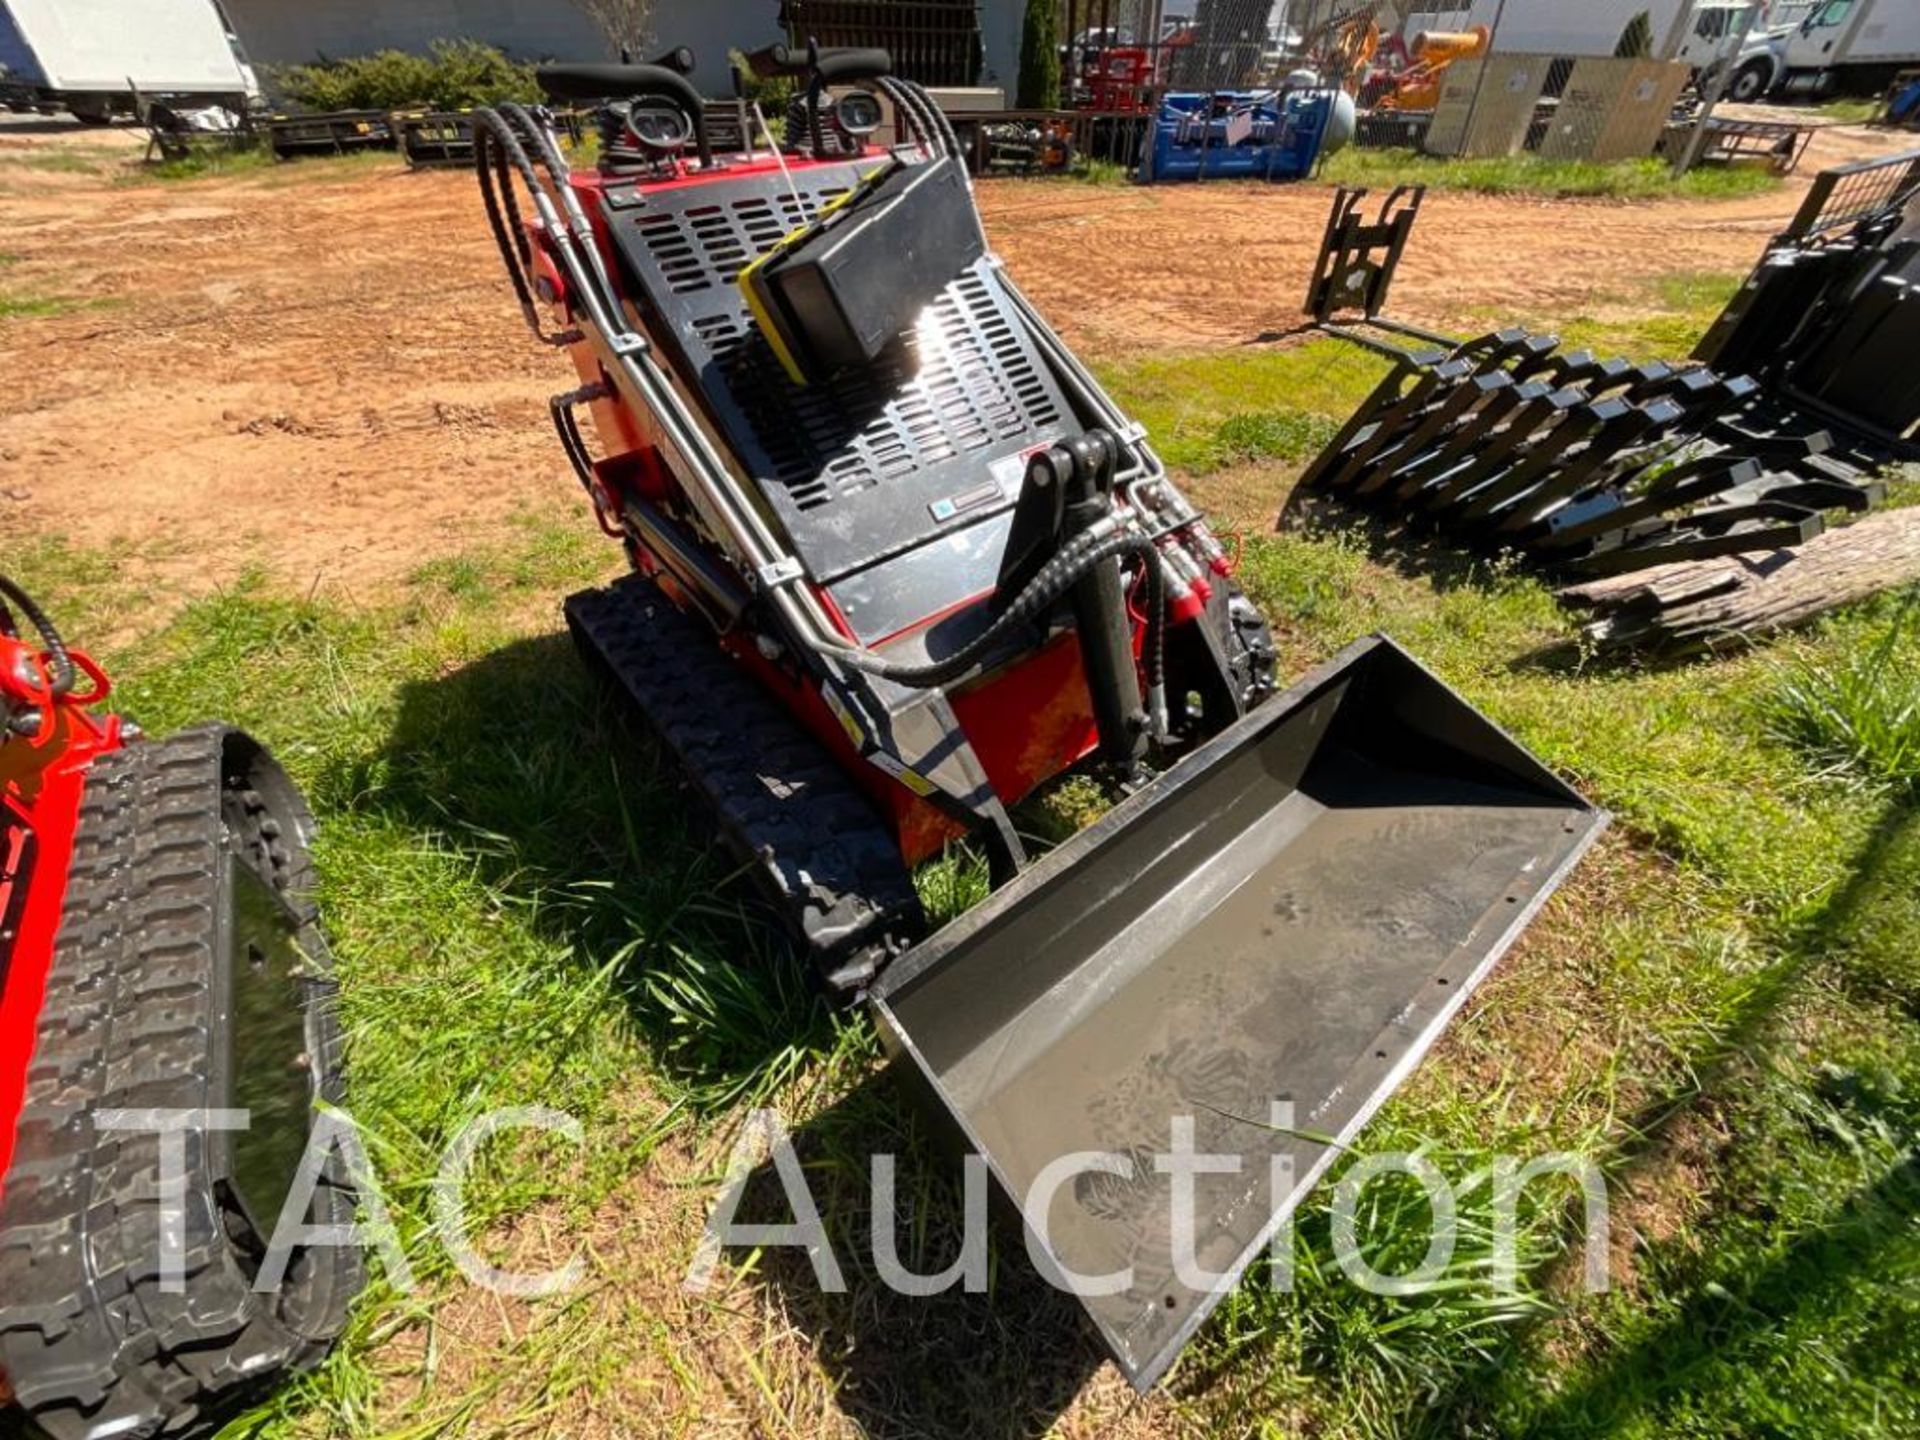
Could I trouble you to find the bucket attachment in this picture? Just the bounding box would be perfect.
[871,636,1606,1390]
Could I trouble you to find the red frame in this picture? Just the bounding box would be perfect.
[0,637,122,1198]
[538,145,1166,865]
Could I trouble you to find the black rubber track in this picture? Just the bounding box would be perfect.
[1219,579,1279,711]
[0,727,360,1440]
[566,576,925,990]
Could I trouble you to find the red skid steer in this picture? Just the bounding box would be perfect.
[473,43,1606,1387]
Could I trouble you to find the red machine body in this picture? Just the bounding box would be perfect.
[528,150,1194,864]
[1086,47,1156,112]
[0,633,120,1197]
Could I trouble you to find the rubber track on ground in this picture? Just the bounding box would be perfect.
[566,576,924,988]
[0,727,356,1440]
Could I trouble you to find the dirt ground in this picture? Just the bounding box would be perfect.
[1,113,1908,593]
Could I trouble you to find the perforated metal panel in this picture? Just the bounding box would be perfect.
[605,161,1077,583]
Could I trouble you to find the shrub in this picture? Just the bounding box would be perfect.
[274,39,539,113]
[727,47,795,112]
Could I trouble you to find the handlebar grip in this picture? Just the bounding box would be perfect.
[536,63,701,109]
[814,47,893,83]
[647,45,696,75]
[743,43,893,83]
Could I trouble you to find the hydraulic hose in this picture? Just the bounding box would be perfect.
[838,527,1166,717]
[0,573,74,696]
[474,111,578,347]
[879,76,960,164]
[499,102,626,310]
[876,76,935,154]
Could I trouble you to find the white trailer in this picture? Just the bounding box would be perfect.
[0,0,257,122]
[1399,0,1753,64]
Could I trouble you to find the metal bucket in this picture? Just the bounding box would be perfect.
[870,635,1606,1389]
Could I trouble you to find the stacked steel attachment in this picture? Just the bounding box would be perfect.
[394,109,478,167]
[1294,150,1920,589]
[1694,148,1920,453]
[1292,325,1882,580]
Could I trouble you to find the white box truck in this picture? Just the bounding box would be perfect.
[1730,0,1920,97]
[1778,0,1920,94]
[0,0,259,122]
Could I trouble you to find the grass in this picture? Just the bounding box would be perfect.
[1319,147,1783,201]
[1072,156,1131,186]
[0,143,135,177]
[0,134,304,186]
[142,143,277,182]
[1817,95,1882,124]
[1455,267,1749,362]
[0,281,113,321]
[11,250,1920,1435]
[1093,343,1394,473]
[0,292,74,320]
[1086,268,1751,484]
[39,141,392,186]
[19,506,1920,1438]
[1765,603,1920,795]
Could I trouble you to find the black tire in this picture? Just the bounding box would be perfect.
[1729,60,1771,103]
[0,727,361,1440]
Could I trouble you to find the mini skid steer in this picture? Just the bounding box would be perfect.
[473,45,1606,1388]
[0,577,361,1439]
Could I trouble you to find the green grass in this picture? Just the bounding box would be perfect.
[1071,156,1131,186]
[0,284,113,321]
[1093,343,1394,473]
[19,503,1920,1437]
[1817,95,1881,124]
[100,142,391,185]
[2,144,130,175]
[1319,147,1783,201]
[1765,604,1920,796]
[0,292,73,320]
[141,143,278,182]
[1092,326,1920,1434]
[1452,267,1748,363]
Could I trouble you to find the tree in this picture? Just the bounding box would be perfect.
[1018,0,1060,109]
[571,0,654,61]
[1615,10,1655,58]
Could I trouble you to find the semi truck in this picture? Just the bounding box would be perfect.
[0,0,259,122]
[1729,0,1920,98]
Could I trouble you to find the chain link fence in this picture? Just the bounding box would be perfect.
[1002,0,1826,183]
[1259,0,1806,178]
